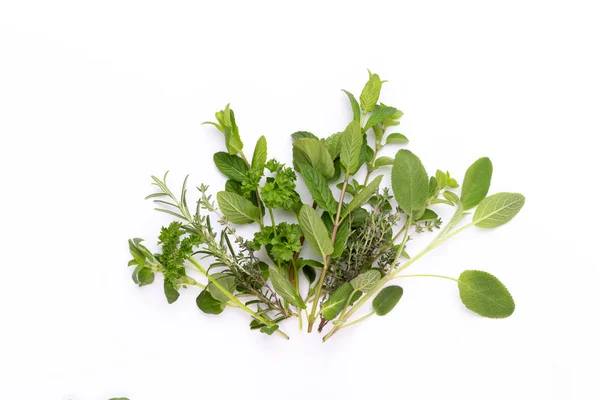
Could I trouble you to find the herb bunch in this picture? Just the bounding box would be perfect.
[128,71,525,341]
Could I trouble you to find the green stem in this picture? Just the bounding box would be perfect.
[323,312,375,342]
[188,257,289,340]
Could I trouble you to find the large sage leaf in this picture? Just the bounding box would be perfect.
[472,192,525,228]
[350,270,381,292]
[217,191,261,224]
[373,285,403,316]
[299,205,334,257]
[457,270,515,318]
[391,149,429,213]
[460,157,493,210]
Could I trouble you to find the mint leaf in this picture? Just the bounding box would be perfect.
[270,268,306,308]
[299,205,333,258]
[324,132,343,159]
[340,120,363,174]
[473,192,525,228]
[321,283,354,320]
[364,105,398,131]
[217,191,261,224]
[331,218,350,258]
[461,157,493,210]
[342,90,361,122]
[291,131,319,140]
[458,270,515,318]
[251,135,268,170]
[342,174,383,219]
[292,138,335,179]
[359,72,382,112]
[213,152,248,182]
[299,164,338,215]
[392,149,429,213]
[373,285,403,316]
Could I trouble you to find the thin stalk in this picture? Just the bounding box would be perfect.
[188,257,289,340]
[322,312,375,342]
[394,273,458,282]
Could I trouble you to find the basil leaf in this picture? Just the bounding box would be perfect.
[321,283,354,320]
[299,164,338,215]
[342,175,383,219]
[373,285,403,316]
[217,191,261,224]
[342,89,361,122]
[299,205,333,257]
[213,152,248,182]
[392,149,429,213]
[270,268,306,308]
[251,135,268,170]
[340,120,363,174]
[458,270,515,318]
[461,157,493,210]
[472,193,525,228]
[196,290,226,315]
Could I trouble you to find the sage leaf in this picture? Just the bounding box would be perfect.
[164,282,180,304]
[364,105,398,131]
[321,283,354,320]
[359,72,382,112]
[299,205,334,257]
[299,164,338,215]
[207,272,237,303]
[373,285,403,316]
[374,156,394,169]
[461,157,493,209]
[292,138,335,179]
[251,135,268,170]
[213,152,248,182]
[392,149,429,213]
[332,218,350,258]
[458,270,515,318]
[415,208,438,222]
[217,191,261,224]
[342,175,383,219]
[472,192,525,228]
[196,290,226,315]
[340,120,363,174]
[386,133,409,145]
[342,90,361,122]
[270,268,306,308]
[350,270,381,292]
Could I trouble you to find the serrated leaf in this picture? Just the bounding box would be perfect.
[373,285,403,316]
[321,283,354,320]
[213,152,248,182]
[164,282,180,304]
[270,268,306,308]
[342,90,361,122]
[340,120,363,174]
[461,157,493,210]
[342,175,383,219]
[392,150,429,213]
[324,132,343,159]
[374,156,394,169]
[350,270,381,292]
[299,164,337,215]
[196,290,226,315]
[359,73,382,112]
[225,179,242,194]
[332,218,350,258]
[217,191,261,224]
[251,136,268,170]
[299,205,334,257]
[386,133,409,145]
[472,193,525,228]
[458,270,515,318]
[364,105,398,131]
[291,131,319,140]
[292,138,335,179]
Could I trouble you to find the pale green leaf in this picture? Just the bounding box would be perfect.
[364,105,398,131]
[217,191,261,224]
[270,268,306,308]
[324,132,343,159]
[321,283,354,320]
[350,270,381,292]
[213,152,248,182]
[458,270,515,318]
[374,156,394,169]
[473,193,525,228]
[391,150,429,213]
[292,138,335,179]
[299,164,338,215]
[373,285,403,316]
[461,157,493,210]
[251,135,268,170]
[291,131,318,140]
[207,272,237,303]
[443,191,460,204]
[359,72,382,112]
[386,133,409,145]
[415,208,439,222]
[342,175,383,219]
[299,205,333,257]
[340,120,363,174]
[342,90,361,122]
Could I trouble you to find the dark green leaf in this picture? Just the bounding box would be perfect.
[217,191,261,224]
[196,290,226,315]
[299,164,338,215]
[302,266,316,284]
[292,138,335,179]
[137,268,155,286]
[164,282,180,304]
[458,270,515,318]
[461,157,493,210]
[213,152,248,182]
[332,218,350,258]
[342,175,383,219]
[342,90,360,122]
[392,150,429,213]
[260,324,279,335]
[321,283,354,320]
[373,285,403,316]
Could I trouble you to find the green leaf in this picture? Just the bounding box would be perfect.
[128,239,146,265]
[302,265,316,284]
[324,132,343,159]
[260,324,279,335]
[225,179,242,194]
[342,90,361,122]
[386,133,409,145]
[292,138,335,179]
[137,268,155,286]
[291,131,319,140]
[342,175,383,219]
[299,205,334,257]
[350,270,381,292]
[299,164,338,215]
[443,191,459,204]
[251,136,268,170]
[321,283,354,320]
[207,272,237,303]
[460,157,493,210]
[332,218,350,258]
[364,105,398,131]
[217,191,261,224]
[213,152,248,182]
[472,193,525,228]
[196,290,226,315]
[458,270,515,318]
[340,120,363,174]
[373,285,403,316]
[131,265,143,284]
[210,104,244,154]
[359,72,382,112]
[392,149,429,213]
[374,156,394,169]
[270,268,306,308]
[416,209,439,222]
[164,282,180,304]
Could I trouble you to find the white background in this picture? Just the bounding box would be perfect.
[1,1,598,399]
